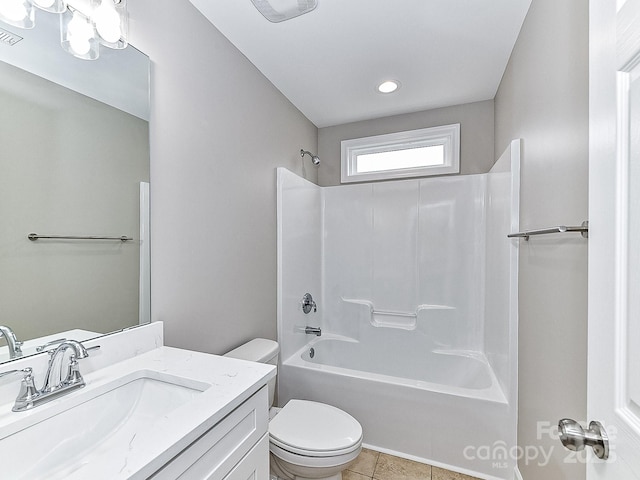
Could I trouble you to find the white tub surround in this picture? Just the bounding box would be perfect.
[0,322,276,479]
[277,140,521,480]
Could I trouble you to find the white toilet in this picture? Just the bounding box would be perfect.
[225,338,362,480]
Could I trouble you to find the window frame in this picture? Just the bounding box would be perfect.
[340,123,460,183]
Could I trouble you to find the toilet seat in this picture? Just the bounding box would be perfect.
[269,399,363,458]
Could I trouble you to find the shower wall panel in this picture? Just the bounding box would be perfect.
[323,175,486,352]
[277,168,322,361]
[484,140,520,402]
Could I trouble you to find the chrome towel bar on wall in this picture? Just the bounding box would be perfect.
[28,233,133,242]
[507,221,589,241]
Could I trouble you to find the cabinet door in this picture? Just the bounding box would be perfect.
[224,435,270,480]
[151,387,269,480]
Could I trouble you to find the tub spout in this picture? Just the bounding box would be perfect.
[305,326,322,336]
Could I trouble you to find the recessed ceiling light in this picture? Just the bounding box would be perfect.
[377,80,400,94]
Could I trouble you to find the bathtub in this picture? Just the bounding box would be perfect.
[278,335,514,480]
[276,151,520,480]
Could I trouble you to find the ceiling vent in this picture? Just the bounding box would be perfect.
[250,0,317,23]
[0,27,23,46]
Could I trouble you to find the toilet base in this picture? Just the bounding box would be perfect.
[270,453,343,480]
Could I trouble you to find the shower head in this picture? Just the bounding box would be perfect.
[301,149,320,166]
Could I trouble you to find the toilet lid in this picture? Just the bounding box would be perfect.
[269,400,362,456]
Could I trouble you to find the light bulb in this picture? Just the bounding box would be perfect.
[93,0,121,43]
[31,0,65,14]
[69,36,90,54]
[0,0,28,21]
[377,80,399,94]
[67,11,93,55]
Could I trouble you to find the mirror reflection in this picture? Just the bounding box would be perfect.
[0,15,150,364]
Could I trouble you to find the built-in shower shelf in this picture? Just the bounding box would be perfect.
[342,298,454,330]
[371,310,417,330]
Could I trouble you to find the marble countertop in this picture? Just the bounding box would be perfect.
[0,345,275,479]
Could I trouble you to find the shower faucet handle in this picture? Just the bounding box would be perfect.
[302,293,317,314]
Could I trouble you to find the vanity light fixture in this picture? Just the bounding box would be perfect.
[32,0,66,13]
[60,6,99,59]
[0,25,23,45]
[250,0,317,23]
[91,0,127,49]
[0,0,128,60]
[0,0,35,29]
[377,80,400,94]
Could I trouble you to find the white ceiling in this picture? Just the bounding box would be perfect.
[189,0,531,128]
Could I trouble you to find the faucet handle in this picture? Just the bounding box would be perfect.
[65,354,85,386]
[0,367,32,381]
[0,367,38,411]
[11,368,39,412]
[302,293,318,314]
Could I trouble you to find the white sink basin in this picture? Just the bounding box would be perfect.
[0,369,210,479]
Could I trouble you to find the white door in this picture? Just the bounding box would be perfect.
[588,0,640,478]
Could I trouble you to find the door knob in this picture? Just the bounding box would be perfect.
[558,418,609,460]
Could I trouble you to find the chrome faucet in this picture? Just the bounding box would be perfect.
[41,340,89,394]
[304,326,322,336]
[36,337,68,352]
[0,340,92,412]
[0,325,23,359]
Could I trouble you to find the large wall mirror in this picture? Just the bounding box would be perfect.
[0,12,150,364]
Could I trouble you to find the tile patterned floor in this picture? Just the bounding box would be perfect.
[343,448,481,480]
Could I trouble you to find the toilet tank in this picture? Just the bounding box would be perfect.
[224,338,279,407]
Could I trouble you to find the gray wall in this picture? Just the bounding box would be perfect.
[317,100,494,186]
[128,0,318,355]
[0,61,149,341]
[126,2,589,478]
[494,1,589,479]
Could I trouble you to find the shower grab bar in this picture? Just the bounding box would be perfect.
[373,309,417,318]
[28,233,133,242]
[507,221,588,241]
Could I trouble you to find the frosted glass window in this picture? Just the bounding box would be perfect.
[341,124,460,183]
[355,145,445,173]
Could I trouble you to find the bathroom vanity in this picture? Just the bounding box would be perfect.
[0,322,275,479]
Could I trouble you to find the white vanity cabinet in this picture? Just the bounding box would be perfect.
[151,385,270,480]
[0,335,276,480]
